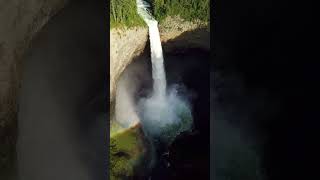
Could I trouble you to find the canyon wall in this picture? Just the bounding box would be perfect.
[0,0,68,173]
[0,0,68,130]
[110,16,209,103]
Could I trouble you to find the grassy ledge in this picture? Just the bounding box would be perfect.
[110,124,147,180]
[110,0,146,28]
[110,0,210,28]
[153,0,210,23]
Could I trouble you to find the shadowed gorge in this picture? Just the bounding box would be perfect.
[1,0,210,179]
[17,1,107,180]
[111,36,209,179]
[110,0,210,179]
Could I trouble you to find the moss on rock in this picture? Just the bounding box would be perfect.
[110,123,150,180]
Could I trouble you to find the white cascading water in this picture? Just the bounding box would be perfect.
[136,0,193,145]
[137,0,166,100]
[149,22,167,99]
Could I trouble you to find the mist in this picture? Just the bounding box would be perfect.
[115,57,149,128]
[114,44,210,178]
[137,84,193,144]
[114,55,193,145]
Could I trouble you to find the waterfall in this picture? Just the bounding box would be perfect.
[137,0,167,99]
[136,0,193,145]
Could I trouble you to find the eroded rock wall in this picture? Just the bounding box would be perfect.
[110,28,148,103]
[110,16,210,104]
[0,0,68,172]
[0,0,68,129]
[160,16,210,51]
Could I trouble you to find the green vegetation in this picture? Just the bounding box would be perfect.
[110,0,146,28]
[153,0,210,23]
[110,125,147,180]
[110,0,210,28]
[110,119,125,136]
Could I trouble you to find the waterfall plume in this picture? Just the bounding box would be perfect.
[136,0,193,144]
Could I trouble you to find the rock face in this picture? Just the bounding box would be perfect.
[109,18,210,179]
[110,28,148,103]
[0,0,68,139]
[0,5,210,176]
[0,0,68,96]
[0,0,68,176]
[16,1,107,179]
[159,16,210,51]
[110,16,209,104]
[110,16,210,135]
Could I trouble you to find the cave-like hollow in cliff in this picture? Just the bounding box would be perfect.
[114,29,210,179]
